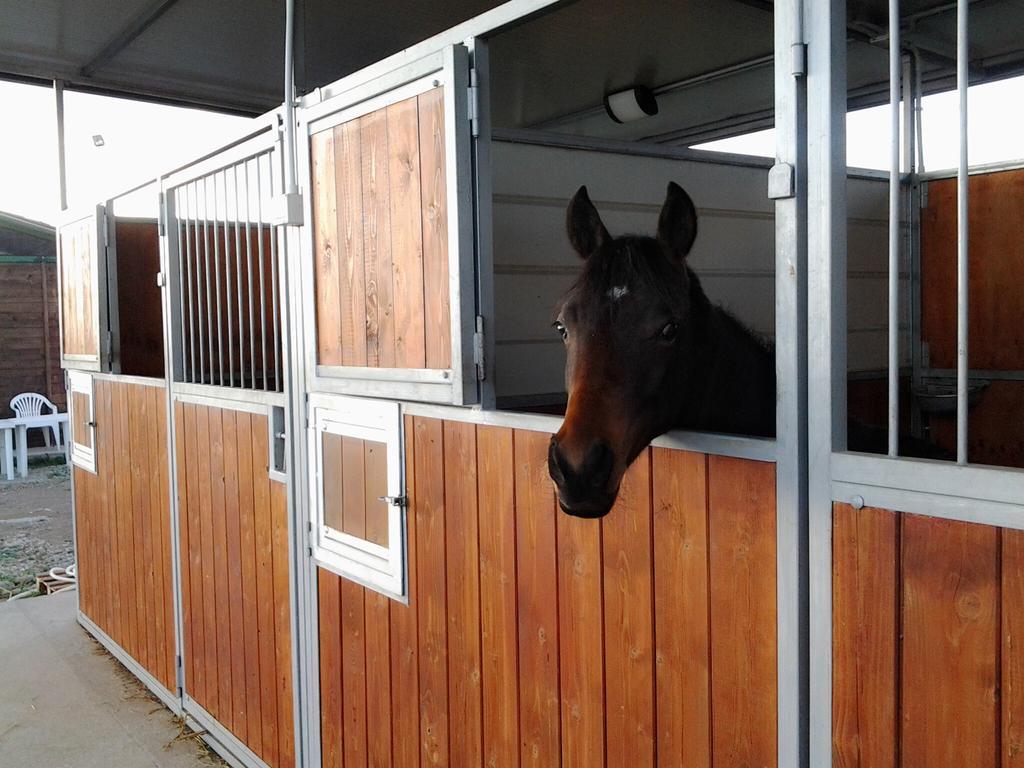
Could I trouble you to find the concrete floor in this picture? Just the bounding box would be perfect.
[0,590,222,768]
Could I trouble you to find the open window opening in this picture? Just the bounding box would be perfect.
[481,0,783,440]
[308,394,405,600]
[835,0,1024,469]
[106,183,165,378]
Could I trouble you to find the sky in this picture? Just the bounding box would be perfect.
[2,74,1024,225]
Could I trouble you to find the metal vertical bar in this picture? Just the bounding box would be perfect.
[175,187,189,381]
[201,177,215,385]
[244,159,257,390]
[268,154,281,393]
[190,181,204,385]
[220,170,235,387]
[54,80,67,211]
[233,164,245,389]
[255,154,269,391]
[887,0,901,456]
[211,174,225,386]
[956,0,970,463]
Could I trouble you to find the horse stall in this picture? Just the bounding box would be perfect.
[50,0,1024,767]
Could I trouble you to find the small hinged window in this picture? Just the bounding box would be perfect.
[68,370,96,473]
[308,394,406,599]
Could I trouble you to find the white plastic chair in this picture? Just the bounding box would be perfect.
[10,393,61,448]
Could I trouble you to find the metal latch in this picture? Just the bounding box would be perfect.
[378,495,407,508]
[767,162,796,200]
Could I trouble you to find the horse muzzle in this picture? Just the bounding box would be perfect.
[547,436,619,518]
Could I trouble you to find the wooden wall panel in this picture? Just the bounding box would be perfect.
[831,505,1024,768]
[311,88,451,372]
[318,417,779,767]
[59,216,98,359]
[176,402,295,768]
[74,378,174,693]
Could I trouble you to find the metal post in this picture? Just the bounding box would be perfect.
[887,0,901,456]
[283,0,298,195]
[956,0,969,464]
[54,80,68,212]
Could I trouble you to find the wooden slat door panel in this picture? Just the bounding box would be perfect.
[317,416,780,767]
[175,401,296,768]
[58,206,107,370]
[303,45,477,406]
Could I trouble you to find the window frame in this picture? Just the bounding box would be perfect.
[308,393,406,600]
[67,370,97,474]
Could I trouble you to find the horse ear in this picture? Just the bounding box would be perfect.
[657,182,698,260]
[566,186,610,259]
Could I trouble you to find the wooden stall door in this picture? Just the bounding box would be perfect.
[318,417,778,768]
[58,207,107,370]
[174,400,296,768]
[305,45,477,405]
[74,378,176,693]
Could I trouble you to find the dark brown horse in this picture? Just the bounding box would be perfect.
[548,183,775,518]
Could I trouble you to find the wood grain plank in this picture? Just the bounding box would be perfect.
[342,436,366,539]
[708,456,777,768]
[391,416,420,768]
[477,426,519,768]
[651,449,711,768]
[311,128,343,366]
[831,504,898,768]
[271,480,295,767]
[144,386,165,689]
[210,406,233,726]
[131,384,154,676]
[322,431,344,533]
[417,88,451,370]
[557,485,605,767]
[443,421,482,766]
[223,410,247,740]
[514,428,560,767]
[335,119,367,367]
[414,416,449,767]
[365,589,393,768]
[183,403,207,707]
[364,439,389,548]
[197,404,219,717]
[386,96,426,369]
[236,411,264,758]
[102,382,119,645]
[361,106,395,369]
[1004,528,1024,768]
[117,383,139,664]
[341,576,368,768]
[319,570,343,768]
[252,413,280,768]
[901,514,999,768]
[603,451,655,768]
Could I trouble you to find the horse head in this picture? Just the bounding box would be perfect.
[548,182,702,518]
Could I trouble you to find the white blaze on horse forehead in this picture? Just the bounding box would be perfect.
[606,285,630,301]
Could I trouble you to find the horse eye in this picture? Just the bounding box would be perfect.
[553,321,568,341]
[660,322,679,342]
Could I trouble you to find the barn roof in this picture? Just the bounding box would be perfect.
[1,0,1023,142]
[0,211,56,261]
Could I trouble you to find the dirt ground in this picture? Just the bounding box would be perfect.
[0,460,74,599]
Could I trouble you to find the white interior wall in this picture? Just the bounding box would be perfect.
[490,139,903,401]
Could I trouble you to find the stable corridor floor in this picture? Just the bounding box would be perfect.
[0,590,220,768]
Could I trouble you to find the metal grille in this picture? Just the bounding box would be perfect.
[171,151,282,392]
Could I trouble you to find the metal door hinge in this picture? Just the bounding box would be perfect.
[378,495,408,508]
[473,315,486,381]
[768,163,796,200]
[103,330,113,359]
[175,654,184,692]
[468,69,480,138]
[791,43,808,77]
[156,271,166,288]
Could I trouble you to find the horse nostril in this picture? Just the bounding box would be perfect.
[583,441,614,488]
[548,438,568,485]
